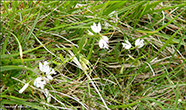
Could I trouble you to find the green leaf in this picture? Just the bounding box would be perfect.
[155,33,186,46]
[46,19,92,31]
[14,10,40,30]
[72,45,79,60]
[174,82,180,109]
[150,27,182,61]
[117,1,146,15]
[87,38,96,60]
[1,43,45,59]
[103,1,127,15]
[78,36,86,52]
[26,12,40,40]
[1,35,9,55]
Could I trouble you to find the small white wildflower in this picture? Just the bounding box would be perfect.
[91,22,101,33]
[135,39,144,48]
[49,69,56,75]
[122,40,131,49]
[99,39,109,49]
[39,61,50,73]
[46,75,53,80]
[46,69,56,80]
[44,89,51,103]
[178,99,182,102]
[34,77,48,89]
[19,83,29,93]
[39,61,56,80]
[87,30,94,35]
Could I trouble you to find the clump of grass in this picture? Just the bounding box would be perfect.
[1,1,186,110]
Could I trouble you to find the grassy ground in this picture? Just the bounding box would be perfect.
[0,1,186,110]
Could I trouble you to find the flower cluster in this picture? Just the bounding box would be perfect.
[34,61,56,89]
[34,61,56,102]
[88,22,145,50]
[122,39,144,49]
[34,77,48,89]
[18,61,56,103]
[39,61,56,80]
[88,22,109,49]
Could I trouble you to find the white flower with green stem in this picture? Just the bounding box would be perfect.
[122,40,131,49]
[90,22,109,49]
[34,77,48,89]
[135,39,144,48]
[39,61,56,80]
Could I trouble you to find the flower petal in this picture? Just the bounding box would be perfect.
[39,62,43,72]
[122,40,131,49]
[50,69,56,74]
[44,65,51,73]
[34,77,47,89]
[93,22,96,27]
[135,39,140,47]
[91,25,97,33]
[47,75,53,80]
[138,39,144,48]
[135,39,144,48]
[99,39,109,49]
[91,22,101,33]
[102,36,109,43]
[43,61,49,66]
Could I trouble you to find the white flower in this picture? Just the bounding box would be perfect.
[122,40,131,49]
[44,89,51,103]
[49,69,56,75]
[99,36,109,49]
[99,39,109,49]
[46,69,56,80]
[19,83,29,93]
[178,99,182,102]
[39,61,56,80]
[135,39,144,48]
[34,77,48,89]
[39,61,50,73]
[87,30,94,35]
[91,22,101,33]
[46,75,53,80]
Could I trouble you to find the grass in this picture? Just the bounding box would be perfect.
[0,0,186,110]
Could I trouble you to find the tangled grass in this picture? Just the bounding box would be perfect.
[0,1,186,110]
